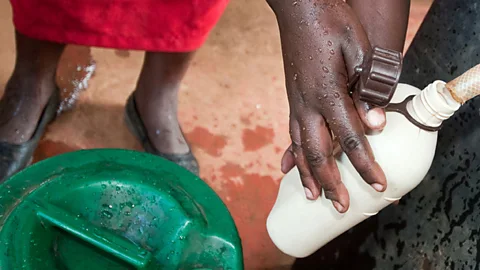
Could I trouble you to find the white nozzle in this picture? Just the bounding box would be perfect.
[408,80,461,127]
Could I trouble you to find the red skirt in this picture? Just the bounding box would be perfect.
[10,0,228,52]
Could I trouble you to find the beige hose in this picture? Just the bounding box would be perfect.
[445,64,480,104]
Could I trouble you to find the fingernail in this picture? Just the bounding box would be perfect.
[304,187,314,200]
[371,183,384,192]
[333,201,345,212]
[366,109,385,128]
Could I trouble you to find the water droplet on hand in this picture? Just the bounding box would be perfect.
[309,56,313,60]
[293,73,298,80]
[322,83,327,88]
[327,41,333,46]
[329,101,335,106]
[323,94,328,98]
[318,49,323,53]
[322,67,329,73]
[334,93,340,98]
[292,1,298,5]
[330,49,335,55]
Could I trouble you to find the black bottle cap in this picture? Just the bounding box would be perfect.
[352,47,403,107]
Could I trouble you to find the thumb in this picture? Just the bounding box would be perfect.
[341,14,386,130]
[353,90,386,130]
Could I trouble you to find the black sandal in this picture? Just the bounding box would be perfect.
[125,93,200,176]
[0,90,59,182]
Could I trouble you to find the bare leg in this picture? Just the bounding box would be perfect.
[133,52,194,154]
[0,32,65,144]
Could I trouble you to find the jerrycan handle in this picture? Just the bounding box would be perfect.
[30,199,152,269]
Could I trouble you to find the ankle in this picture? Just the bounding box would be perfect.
[134,88,179,115]
[0,74,56,124]
[8,70,56,100]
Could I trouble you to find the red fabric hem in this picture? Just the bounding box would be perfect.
[10,0,228,52]
[13,23,207,52]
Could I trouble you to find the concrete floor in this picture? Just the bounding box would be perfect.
[0,0,432,269]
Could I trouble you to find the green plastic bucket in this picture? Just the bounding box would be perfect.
[0,149,243,269]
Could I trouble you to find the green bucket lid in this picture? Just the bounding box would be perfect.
[0,149,243,269]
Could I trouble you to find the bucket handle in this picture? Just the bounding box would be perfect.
[31,200,152,269]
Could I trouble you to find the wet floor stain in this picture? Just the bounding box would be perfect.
[32,139,80,163]
[185,127,227,157]
[242,126,274,151]
[56,45,96,113]
[218,162,285,269]
[114,50,131,58]
[220,162,244,181]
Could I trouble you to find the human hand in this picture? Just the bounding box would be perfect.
[269,0,387,213]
